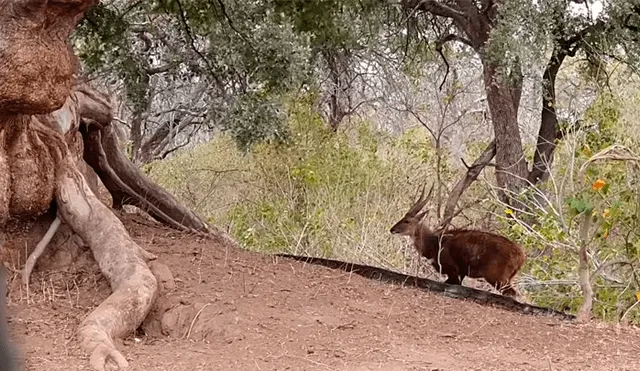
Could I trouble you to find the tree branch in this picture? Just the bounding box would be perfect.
[435,33,473,49]
[435,33,472,91]
[590,258,638,285]
[402,0,467,25]
[438,139,496,230]
[145,64,174,75]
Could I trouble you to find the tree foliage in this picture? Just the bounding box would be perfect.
[73,0,311,156]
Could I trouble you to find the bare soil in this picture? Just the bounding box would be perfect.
[6,214,640,371]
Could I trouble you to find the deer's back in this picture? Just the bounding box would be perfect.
[434,229,525,277]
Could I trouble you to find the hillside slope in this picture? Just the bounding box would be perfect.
[6,214,640,371]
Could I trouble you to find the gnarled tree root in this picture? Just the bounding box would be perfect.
[56,157,158,371]
[82,123,209,234]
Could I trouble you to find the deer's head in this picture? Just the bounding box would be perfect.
[389,183,433,236]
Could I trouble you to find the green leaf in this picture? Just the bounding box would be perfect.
[567,196,593,214]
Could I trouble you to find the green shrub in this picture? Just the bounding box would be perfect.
[496,90,640,323]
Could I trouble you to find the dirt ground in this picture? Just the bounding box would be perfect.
[5,214,640,371]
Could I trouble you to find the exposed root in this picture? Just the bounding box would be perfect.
[274,253,576,320]
[90,344,129,370]
[81,123,210,234]
[56,156,158,371]
[22,215,62,296]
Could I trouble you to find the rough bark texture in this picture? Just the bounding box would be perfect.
[0,3,183,370]
[482,62,529,198]
[9,88,159,371]
[0,0,97,115]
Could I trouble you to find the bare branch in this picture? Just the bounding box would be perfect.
[438,139,496,230]
[591,258,638,285]
[402,0,467,25]
[435,33,473,49]
[435,33,473,91]
[145,64,174,75]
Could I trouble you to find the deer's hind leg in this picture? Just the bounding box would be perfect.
[499,280,519,297]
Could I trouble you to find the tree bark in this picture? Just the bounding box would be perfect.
[323,48,352,132]
[482,62,529,199]
[73,84,212,233]
[528,50,567,185]
[82,124,210,233]
[56,156,158,370]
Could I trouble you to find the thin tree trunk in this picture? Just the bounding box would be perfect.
[577,211,593,322]
[528,50,567,184]
[324,48,351,132]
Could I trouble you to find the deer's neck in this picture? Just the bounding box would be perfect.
[413,222,436,258]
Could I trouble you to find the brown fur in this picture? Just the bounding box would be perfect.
[390,187,526,297]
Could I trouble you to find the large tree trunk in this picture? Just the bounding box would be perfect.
[482,62,529,200]
[0,2,231,371]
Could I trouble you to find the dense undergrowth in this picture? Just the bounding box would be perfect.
[145,92,640,324]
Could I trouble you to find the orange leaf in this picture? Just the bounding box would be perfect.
[592,178,606,191]
[637,292,640,302]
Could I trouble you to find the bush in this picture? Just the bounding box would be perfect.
[146,94,458,272]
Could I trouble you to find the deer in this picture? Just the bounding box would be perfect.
[389,184,526,298]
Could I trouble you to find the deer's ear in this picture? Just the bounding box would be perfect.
[416,210,429,221]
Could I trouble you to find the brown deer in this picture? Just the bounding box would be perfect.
[390,185,526,297]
